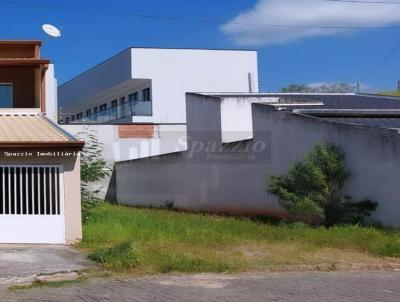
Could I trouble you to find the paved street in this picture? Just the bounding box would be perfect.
[2,271,400,302]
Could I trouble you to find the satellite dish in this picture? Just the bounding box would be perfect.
[42,24,61,38]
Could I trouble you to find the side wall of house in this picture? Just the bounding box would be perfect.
[116,95,400,226]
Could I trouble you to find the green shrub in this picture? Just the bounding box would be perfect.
[88,241,139,270]
[77,130,110,204]
[267,143,377,226]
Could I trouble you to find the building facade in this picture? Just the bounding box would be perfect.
[0,41,83,244]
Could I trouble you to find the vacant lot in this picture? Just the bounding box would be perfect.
[79,204,400,273]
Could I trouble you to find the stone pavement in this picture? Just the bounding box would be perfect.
[2,271,400,302]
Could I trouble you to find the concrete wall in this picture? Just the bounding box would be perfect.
[62,123,187,201]
[115,94,400,226]
[116,94,275,214]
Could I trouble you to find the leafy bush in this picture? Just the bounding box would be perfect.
[77,130,110,204]
[267,143,377,226]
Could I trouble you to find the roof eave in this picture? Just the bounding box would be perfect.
[0,141,85,149]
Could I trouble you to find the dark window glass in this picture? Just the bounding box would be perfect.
[111,100,118,107]
[99,103,107,112]
[120,97,126,105]
[71,115,75,121]
[93,106,98,114]
[65,118,70,124]
[129,92,138,102]
[86,109,92,116]
[142,88,151,101]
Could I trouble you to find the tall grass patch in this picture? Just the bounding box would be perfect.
[80,204,400,273]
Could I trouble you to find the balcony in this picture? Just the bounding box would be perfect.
[67,99,152,124]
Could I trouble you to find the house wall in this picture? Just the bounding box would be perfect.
[0,66,36,108]
[115,94,400,226]
[0,44,36,58]
[0,151,82,244]
[45,64,58,121]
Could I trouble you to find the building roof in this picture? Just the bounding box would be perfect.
[204,92,400,131]
[271,93,400,110]
[0,40,42,46]
[0,58,50,66]
[0,114,84,148]
[275,93,400,130]
[321,117,400,129]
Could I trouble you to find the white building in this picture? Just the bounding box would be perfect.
[59,47,259,125]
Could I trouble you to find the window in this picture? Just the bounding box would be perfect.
[120,97,126,105]
[129,92,138,102]
[77,112,83,120]
[93,106,98,114]
[71,115,75,122]
[142,88,151,101]
[86,109,92,116]
[65,117,70,124]
[111,100,118,108]
[99,103,107,112]
[0,84,13,108]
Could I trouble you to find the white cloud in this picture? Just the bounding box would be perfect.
[221,0,400,45]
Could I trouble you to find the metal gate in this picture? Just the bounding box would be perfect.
[0,165,65,244]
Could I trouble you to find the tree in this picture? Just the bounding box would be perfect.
[267,143,377,226]
[280,82,357,93]
[78,130,110,203]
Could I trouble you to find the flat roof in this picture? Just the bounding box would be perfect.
[60,46,257,87]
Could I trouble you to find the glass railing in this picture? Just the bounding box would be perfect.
[70,100,152,124]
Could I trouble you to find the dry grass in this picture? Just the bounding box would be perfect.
[79,204,400,274]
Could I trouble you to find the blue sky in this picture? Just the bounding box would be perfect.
[1,0,400,92]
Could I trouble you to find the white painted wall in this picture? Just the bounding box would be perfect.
[131,48,258,124]
[219,96,279,143]
[59,48,258,124]
[45,64,58,121]
[61,124,187,199]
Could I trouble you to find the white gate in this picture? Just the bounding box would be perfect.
[0,165,65,244]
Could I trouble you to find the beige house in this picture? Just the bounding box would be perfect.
[0,40,84,244]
